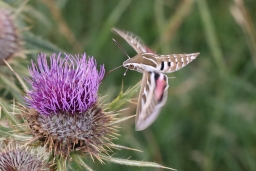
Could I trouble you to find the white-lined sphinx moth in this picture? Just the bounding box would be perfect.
[112,28,199,131]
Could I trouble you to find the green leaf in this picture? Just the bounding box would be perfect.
[71,153,94,171]
[22,32,65,53]
[100,154,177,171]
[57,157,67,171]
[107,81,140,111]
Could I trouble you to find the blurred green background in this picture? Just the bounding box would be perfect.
[1,0,256,170]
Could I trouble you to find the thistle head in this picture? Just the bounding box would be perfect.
[23,53,118,160]
[0,140,49,171]
[0,9,20,64]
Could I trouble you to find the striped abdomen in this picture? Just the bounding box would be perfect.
[140,52,200,73]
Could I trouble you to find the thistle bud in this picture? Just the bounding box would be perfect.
[0,9,19,64]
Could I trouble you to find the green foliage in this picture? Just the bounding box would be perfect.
[1,0,256,170]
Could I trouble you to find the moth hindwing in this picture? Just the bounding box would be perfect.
[135,71,169,131]
[111,27,199,131]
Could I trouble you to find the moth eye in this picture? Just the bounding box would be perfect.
[129,65,134,69]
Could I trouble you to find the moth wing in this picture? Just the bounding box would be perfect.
[135,71,169,131]
[111,28,155,54]
[135,71,149,124]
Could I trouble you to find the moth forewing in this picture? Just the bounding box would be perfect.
[135,71,169,131]
[111,27,152,54]
[135,71,148,126]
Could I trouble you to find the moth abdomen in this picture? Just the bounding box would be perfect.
[155,53,200,73]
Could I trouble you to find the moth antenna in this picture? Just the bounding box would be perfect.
[124,68,129,76]
[112,38,130,59]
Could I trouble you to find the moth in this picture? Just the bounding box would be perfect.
[111,28,199,131]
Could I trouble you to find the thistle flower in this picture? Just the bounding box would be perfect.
[23,52,115,160]
[0,140,49,171]
[0,9,20,64]
[25,52,104,115]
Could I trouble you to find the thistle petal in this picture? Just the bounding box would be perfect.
[25,52,105,115]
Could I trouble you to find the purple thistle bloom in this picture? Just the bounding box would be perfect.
[25,52,105,115]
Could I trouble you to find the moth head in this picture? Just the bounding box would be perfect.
[123,60,136,70]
